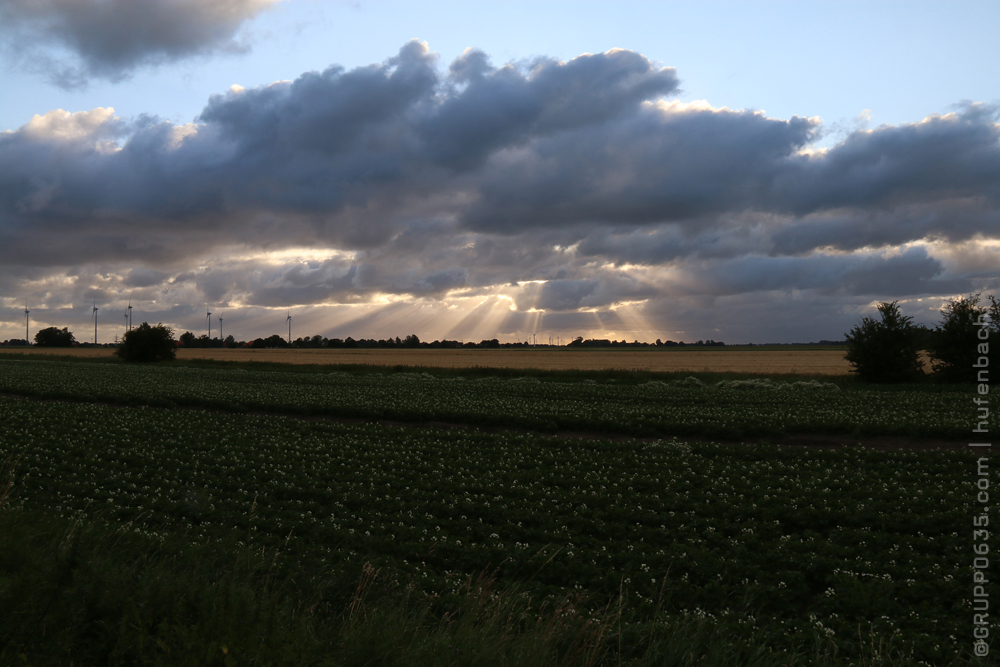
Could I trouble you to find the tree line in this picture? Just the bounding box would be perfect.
[14,329,732,351]
[174,333,530,349]
[174,334,731,349]
[845,292,999,383]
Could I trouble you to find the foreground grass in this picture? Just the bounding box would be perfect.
[1,506,958,667]
[0,395,984,665]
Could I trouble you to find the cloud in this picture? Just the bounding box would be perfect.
[123,267,169,288]
[422,47,679,169]
[0,43,680,269]
[0,43,998,342]
[0,0,277,87]
[514,280,597,312]
[462,100,819,232]
[774,103,1000,216]
[677,247,966,298]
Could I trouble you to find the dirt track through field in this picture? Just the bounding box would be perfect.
[0,346,869,374]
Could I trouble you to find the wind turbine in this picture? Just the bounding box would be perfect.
[24,301,29,344]
[218,312,224,343]
[286,312,292,345]
[207,309,212,339]
[127,299,132,331]
[123,310,129,336]
[92,301,99,344]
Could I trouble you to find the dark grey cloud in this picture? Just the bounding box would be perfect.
[462,103,819,232]
[684,247,969,298]
[1,43,999,342]
[514,280,597,311]
[575,222,776,265]
[422,47,679,169]
[774,103,1000,215]
[464,103,1000,247]
[0,0,275,87]
[123,267,169,287]
[0,43,679,269]
[770,199,1000,255]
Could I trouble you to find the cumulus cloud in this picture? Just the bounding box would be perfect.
[0,0,277,87]
[1,43,998,342]
[462,101,819,232]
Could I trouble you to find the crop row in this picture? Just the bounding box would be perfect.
[0,395,975,663]
[0,359,980,438]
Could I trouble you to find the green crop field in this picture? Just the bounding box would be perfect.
[0,358,975,440]
[0,357,992,665]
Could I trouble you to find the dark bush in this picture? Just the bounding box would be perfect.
[115,322,176,362]
[33,326,75,347]
[844,301,924,383]
[928,292,998,383]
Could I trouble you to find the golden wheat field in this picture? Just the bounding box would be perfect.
[0,345,881,375]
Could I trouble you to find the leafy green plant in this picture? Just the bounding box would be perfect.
[928,292,996,383]
[844,302,924,383]
[0,392,981,665]
[33,326,76,347]
[0,359,976,439]
[116,322,177,362]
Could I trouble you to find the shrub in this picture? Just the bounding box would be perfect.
[33,327,75,347]
[928,292,998,383]
[844,301,924,383]
[115,322,176,362]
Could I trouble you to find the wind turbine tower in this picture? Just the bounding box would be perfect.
[127,300,133,331]
[218,313,224,342]
[24,301,29,344]
[207,309,212,339]
[92,301,99,344]
[286,312,292,345]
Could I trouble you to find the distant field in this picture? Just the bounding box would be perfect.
[0,346,871,374]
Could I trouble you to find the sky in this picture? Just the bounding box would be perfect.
[1,0,998,345]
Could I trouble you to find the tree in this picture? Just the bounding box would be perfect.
[263,334,288,348]
[990,294,1000,335]
[928,292,995,383]
[116,322,176,362]
[844,301,924,383]
[34,327,75,347]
